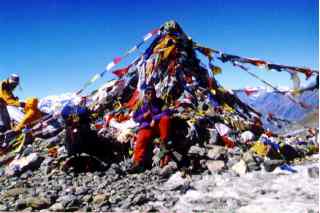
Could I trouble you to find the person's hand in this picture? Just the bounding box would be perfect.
[143,111,151,119]
[150,120,155,127]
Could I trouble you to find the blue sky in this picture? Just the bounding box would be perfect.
[0,0,318,100]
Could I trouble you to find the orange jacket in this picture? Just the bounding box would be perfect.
[0,80,20,106]
[14,97,43,131]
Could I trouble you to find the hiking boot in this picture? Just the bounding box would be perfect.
[127,164,145,174]
[160,153,172,168]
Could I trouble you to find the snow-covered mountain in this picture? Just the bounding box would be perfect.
[37,87,318,124]
[236,87,318,122]
[36,81,318,134]
[38,93,80,114]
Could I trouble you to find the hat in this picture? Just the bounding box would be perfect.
[9,74,19,84]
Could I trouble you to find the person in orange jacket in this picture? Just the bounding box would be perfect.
[14,97,43,132]
[0,74,25,132]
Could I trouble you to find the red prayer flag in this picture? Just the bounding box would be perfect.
[124,90,140,110]
[112,67,129,78]
[303,69,313,79]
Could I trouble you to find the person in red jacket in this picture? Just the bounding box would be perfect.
[128,86,171,173]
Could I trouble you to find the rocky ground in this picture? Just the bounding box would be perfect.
[0,132,318,213]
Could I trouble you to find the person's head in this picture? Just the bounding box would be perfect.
[144,86,156,103]
[8,74,20,89]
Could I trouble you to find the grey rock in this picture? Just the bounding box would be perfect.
[64,205,80,212]
[132,194,147,205]
[0,152,16,167]
[308,167,319,178]
[3,187,27,198]
[228,147,242,156]
[81,194,92,203]
[206,160,225,173]
[188,146,206,157]
[0,204,8,211]
[43,191,58,204]
[75,186,89,195]
[145,205,161,212]
[49,202,64,211]
[101,206,110,211]
[208,129,219,145]
[231,160,247,175]
[242,151,255,163]
[160,161,178,178]
[247,161,261,171]
[110,163,123,174]
[30,189,38,197]
[53,184,63,192]
[22,207,33,211]
[93,193,110,205]
[20,170,33,179]
[65,187,75,194]
[206,145,227,160]
[26,197,50,210]
[57,195,77,207]
[15,199,27,210]
[6,153,44,176]
[163,197,179,208]
[22,146,33,157]
[45,135,61,148]
[80,205,92,212]
[40,157,54,168]
[0,168,4,176]
[263,159,285,172]
[120,198,132,209]
[199,159,208,170]
[163,172,190,191]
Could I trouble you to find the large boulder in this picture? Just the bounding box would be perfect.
[188,146,206,158]
[5,153,44,176]
[206,145,227,161]
[231,160,247,175]
[206,160,225,173]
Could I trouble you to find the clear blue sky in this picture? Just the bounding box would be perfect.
[0,0,318,100]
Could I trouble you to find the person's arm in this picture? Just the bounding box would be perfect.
[133,105,151,123]
[14,110,34,131]
[152,109,169,121]
[152,100,169,121]
[139,121,150,129]
[0,82,20,107]
[133,108,151,129]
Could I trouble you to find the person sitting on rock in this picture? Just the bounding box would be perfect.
[61,104,113,162]
[128,85,171,173]
[0,74,25,132]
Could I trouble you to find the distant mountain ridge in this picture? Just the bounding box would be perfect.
[236,87,318,122]
[38,87,318,126]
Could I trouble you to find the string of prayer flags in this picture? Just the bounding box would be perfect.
[77,28,160,94]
